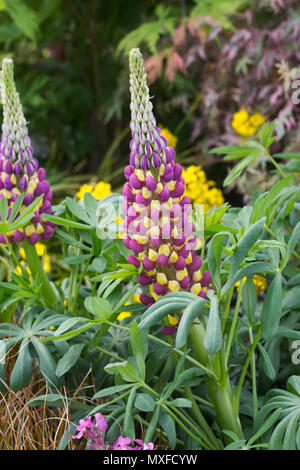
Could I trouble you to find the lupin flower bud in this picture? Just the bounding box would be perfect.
[123,49,213,306]
[0,58,54,245]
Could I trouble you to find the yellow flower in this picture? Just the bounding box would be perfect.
[253,274,267,294]
[18,242,51,275]
[92,181,112,200]
[231,108,265,137]
[235,275,267,295]
[182,165,224,210]
[249,112,265,127]
[43,254,51,274]
[117,294,142,321]
[77,184,94,200]
[77,181,112,201]
[117,311,132,321]
[158,125,178,149]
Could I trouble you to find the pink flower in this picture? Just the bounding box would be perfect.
[111,436,132,450]
[72,416,95,439]
[133,439,154,450]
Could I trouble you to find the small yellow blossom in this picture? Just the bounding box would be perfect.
[77,181,112,200]
[235,275,267,295]
[158,125,178,149]
[182,165,224,211]
[17,242,51,275]
[117,294,141,321]
[117,311,132,321]
[231,108,265,137]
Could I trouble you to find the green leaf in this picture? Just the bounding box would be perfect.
[223,154,257,186]
[66,197,91,224]
[84,296,112,321]
[144,405,160,443]
[0,196,8,223]
[204,295,222,354]
[123,386,137,441]
[62,254,93,265]
[228,218,266,282]
[55,343,84,377]
[135,393,155,412]
[41,214,90,230]
[9,339,32,391]
[167,398,192,408]
[139,302,187,331]
[242,277,257,322]
[27,393,90,410]
[31,337,59,387]
[261,272,283,341]
[130,321,146,381]
[257,343,276,381]
[104,361,140,383]
[249,408,282,446]
[159,412,176,449]
[4,0,39,41]
[8,193,24,224]
[286,220,300,262]
[208,232,228,294]
[93,383,135,399]
[175,297,207,349]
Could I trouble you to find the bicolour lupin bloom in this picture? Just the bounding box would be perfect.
[122,49,213,306]
[0,58,55,245]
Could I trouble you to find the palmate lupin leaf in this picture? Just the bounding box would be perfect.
[254,376,300,450]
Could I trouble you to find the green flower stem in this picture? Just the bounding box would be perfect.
[221,286,234,333]
[23,239,57,307]
[249,326,258,417]
[235,326,261,410]
[70,260,90,314]
[224,280,244,367]
[265,150,286,178]
[189,320,243,443]
[184,386,222,449]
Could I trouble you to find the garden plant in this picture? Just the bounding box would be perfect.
[0,3,300,453]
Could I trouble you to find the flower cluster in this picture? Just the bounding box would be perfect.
[231,108,265,137]
[122,49,213,307]
[77,181,112,200]
[182,165,224,211]
[72,413,154,450]
[0,58,54,245]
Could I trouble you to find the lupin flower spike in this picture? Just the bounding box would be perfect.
[123,49,213,306]
[0,58,55,245]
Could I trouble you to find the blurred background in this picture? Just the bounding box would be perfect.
[0,0,299,206]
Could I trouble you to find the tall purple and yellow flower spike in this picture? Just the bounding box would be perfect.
[122,49,212,306]
[0,58,54,245]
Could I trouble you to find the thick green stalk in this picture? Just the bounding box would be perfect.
[23,239,57,307]
[189,321,243,443]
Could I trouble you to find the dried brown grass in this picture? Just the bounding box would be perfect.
[0,371,76,450]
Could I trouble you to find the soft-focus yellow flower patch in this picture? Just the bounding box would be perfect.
[17,242,51,275]
[235,274,267,295]
[231,108,265,137]
[158,125,178,149]
[117,294,141,321]
[77,181,112,200]
[182,165,224,211]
